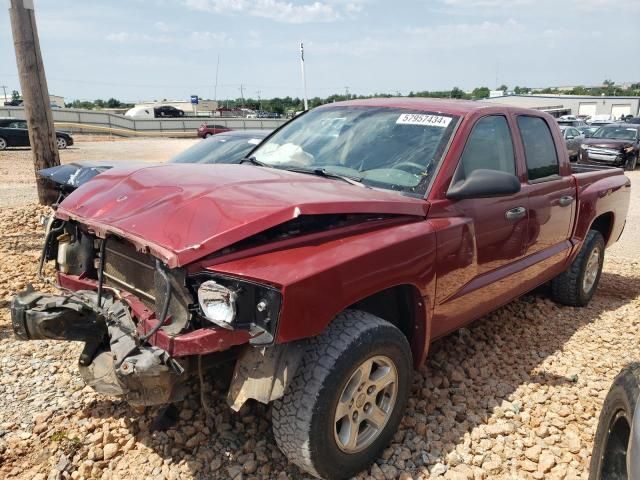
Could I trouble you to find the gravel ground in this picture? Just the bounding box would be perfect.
[0,146,639,480]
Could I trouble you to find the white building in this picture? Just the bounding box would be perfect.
[483,94,640,119]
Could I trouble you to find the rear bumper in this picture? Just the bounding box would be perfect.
[11,287,186,406]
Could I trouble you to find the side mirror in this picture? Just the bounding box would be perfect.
[447,169,521,200]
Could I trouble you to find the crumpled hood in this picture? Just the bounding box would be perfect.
[583,138,634,150]
[57,164,428,267]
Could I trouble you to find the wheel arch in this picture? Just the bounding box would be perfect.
[346,283,428,368]
[589,211,614,245]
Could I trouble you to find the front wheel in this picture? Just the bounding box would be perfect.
[551,229,604,307]
[272,310,412,480]
[589,363,640,480]
[56,136,67,149]
[0,136,7,150]
[625,155,638,171]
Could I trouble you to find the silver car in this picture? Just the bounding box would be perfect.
[559,125,585,162]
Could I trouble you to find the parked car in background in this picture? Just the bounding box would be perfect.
[124,106,155,119]
[589,114,616,127]
[197,123,232,138]
[154,105,185,118]
[0,118,73,150]
[12,99,630,479]
[559,125,584,161]
[577,125,600,138]
[626,117,640,124]
[558,119,587,127]
[38,129,270,201]
[589,364,640,480]
[579,124,640,170]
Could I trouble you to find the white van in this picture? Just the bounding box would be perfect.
[124,106,155,119]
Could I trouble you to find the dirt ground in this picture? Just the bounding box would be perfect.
[0,141,639,480]
[0,135,198,206]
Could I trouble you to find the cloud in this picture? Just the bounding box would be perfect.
[437,0,533,6]
[106,30,234,49]
[183,0,363,23]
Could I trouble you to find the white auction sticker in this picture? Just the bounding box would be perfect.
[396,113,452,128]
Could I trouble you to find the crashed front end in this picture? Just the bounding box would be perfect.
[10,216,281,406]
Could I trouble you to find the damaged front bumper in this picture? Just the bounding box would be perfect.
[11,288,186,406]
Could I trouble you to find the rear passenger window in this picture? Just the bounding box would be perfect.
[454,115,515,183]
[517,116,560,181]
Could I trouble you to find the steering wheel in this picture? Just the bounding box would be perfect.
[393,161,427,175]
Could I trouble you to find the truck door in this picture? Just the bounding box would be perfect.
[516,115,575,282]
[431,114,529,338]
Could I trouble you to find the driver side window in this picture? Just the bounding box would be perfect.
[453,115,515,183]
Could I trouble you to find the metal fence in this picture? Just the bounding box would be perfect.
[0,107,287,137]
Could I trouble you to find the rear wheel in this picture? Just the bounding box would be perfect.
[204,133,212,138]
[0,136,7,150]
[272,310,412,479]
[589,363,640,480]
[56,136,67,149]
[551,229,604,307]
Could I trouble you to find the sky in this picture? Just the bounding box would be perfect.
[1,0,639,103]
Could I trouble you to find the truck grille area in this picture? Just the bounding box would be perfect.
[104,239,157,307]
[101,237,193,335]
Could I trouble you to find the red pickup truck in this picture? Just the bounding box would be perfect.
[11,98,630,479]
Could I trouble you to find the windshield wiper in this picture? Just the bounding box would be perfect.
[239,156,270,167]
[284,167,368,187]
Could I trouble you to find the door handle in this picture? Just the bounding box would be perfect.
[505,206,527,221]
[559,195,575,207]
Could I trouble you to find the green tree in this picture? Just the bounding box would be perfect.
[450,87,465,99]
[498,84,508,92]
[11,90,20,100]
[471,87,490,99]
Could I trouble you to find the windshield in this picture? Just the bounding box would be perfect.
[169,134,264,164]
[251,106,459,196]
[591,126,639,141]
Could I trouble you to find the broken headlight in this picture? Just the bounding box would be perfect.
[191,274,282,345]
[198,280,237,329]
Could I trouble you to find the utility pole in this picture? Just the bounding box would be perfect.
[256,90,261,111]
[300,42,308,110]
[0,85,7,102]
[9,0,59,205]
[239,84,245,109]
[345,86,349,99]
[213,53,220,108]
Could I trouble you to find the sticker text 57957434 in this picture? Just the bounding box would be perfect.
[396,113,452,128]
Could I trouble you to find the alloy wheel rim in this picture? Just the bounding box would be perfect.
[333,355,398,454]
[0,138,6,149]
[583,246,601,293]
[57,138,66,149]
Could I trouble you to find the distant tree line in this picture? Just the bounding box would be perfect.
[64,98,134,109]
[60,80,640,113]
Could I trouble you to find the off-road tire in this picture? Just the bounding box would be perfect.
[589,363,640,480]
[551,229,604,307]
[271,310,412,480]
